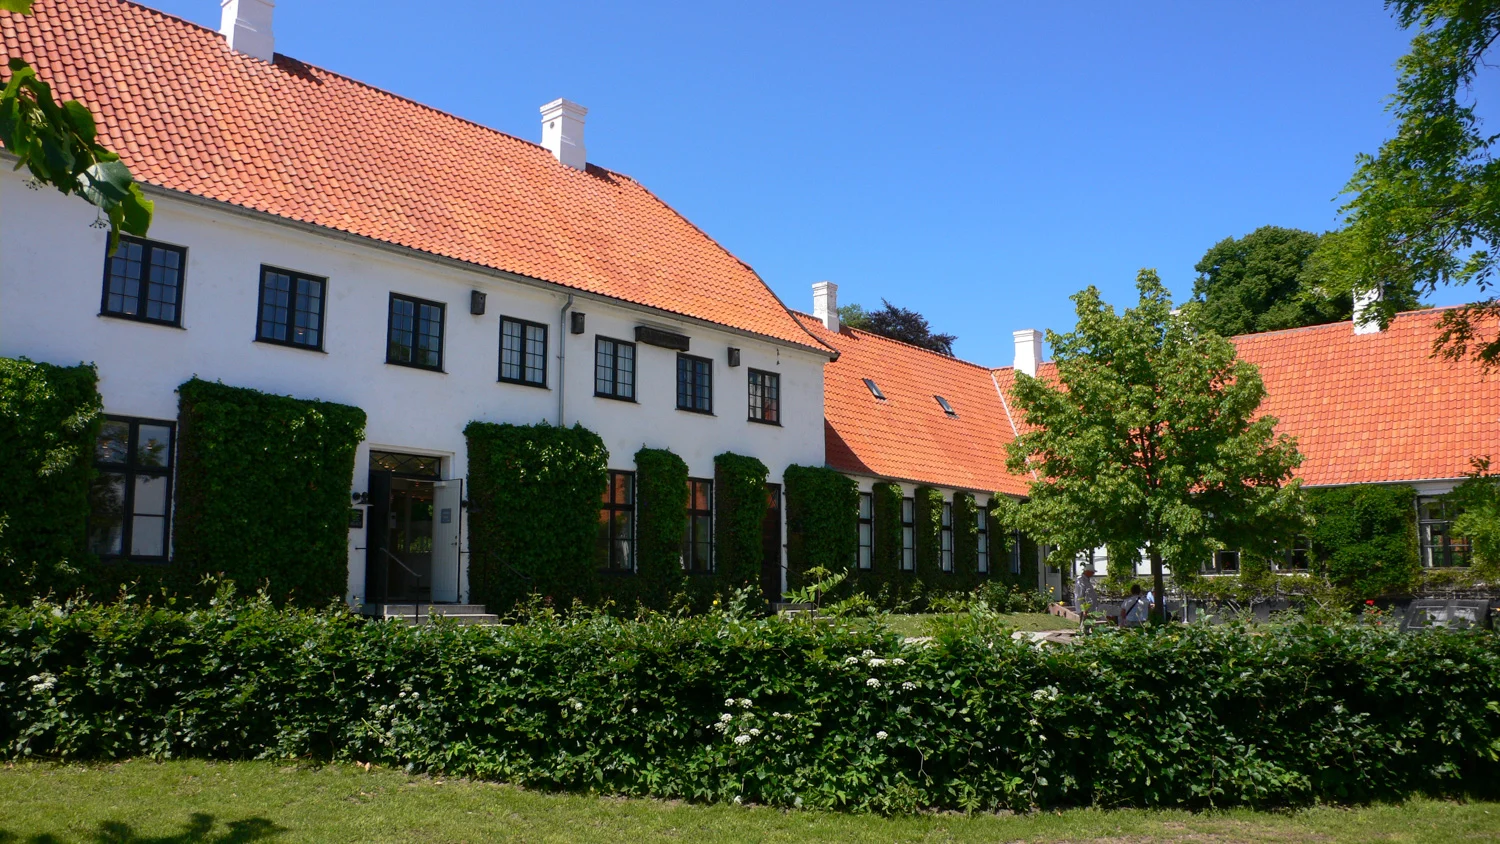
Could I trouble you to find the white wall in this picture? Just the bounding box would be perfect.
[0,171,827,603]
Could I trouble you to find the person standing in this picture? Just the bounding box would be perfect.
[1075,566,1099,616]
[1120,584,1150,628]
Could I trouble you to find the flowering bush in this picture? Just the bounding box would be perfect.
[1,591,1497,813]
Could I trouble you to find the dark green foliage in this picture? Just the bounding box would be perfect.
[1190,226,1375,336]
[912,486,943,582]
[633,447,688,609]
[0,358,101,600]
[784,465,857,591]
[951,492,980,589]
[712,452,769,592]
[1449,460,1500,578]
[854,483,908,600]
[4,596,1498,812]
[464,421,608,612]
[1306,484,1420,597]
[173,379,365,606]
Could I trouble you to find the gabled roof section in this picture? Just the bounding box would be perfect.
[1,0,825,351]
[795,313,1030,496]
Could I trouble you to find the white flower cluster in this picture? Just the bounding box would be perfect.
[734,734,752,745]
[866,678,881,688]
[876,730,889,740]
[27,673,55,695]
[901,681,917,691]
[1031,685,1060,702]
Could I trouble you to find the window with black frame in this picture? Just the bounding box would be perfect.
[940,500,954,572]
[748,369,780,424]
[257,266,325,350]
[677,354,712,413]
[683,478,713,572]
[857,492,873,570]
[598,471,635,572]
[901,496,915,571]
[1010,529,1023,574]
[595,337,636,400]
[1418,497,1471,567]
[500,317,548,386]
[1203,549,1240,574]
[977,505,990,574]
[387,293,444,370]
[89,417,175,561]
[101,236,185,326]
[1275,536,1311,572]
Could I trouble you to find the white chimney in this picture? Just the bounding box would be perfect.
[1013,329,1042,376]
[219,0,275,62]
[540,99,588,170]
[812,281,839,332]
[1353,286,1383,335]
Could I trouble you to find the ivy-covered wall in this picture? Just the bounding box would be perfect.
[465,421,608,612]
[633,447,688,609]
[0,357,102,601]
[173,379,366,606]
[912,486,944,584]
[784,465,857,590]
[951,492,980,590]
[851,482,908,601]
[712,452,769,594]
[1306,484,1420,597]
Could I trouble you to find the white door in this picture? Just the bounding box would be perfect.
[431,479,462,603]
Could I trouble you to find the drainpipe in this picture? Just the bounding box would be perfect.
[557,294,574,426]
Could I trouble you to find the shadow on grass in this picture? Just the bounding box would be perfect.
[0,813,283,843]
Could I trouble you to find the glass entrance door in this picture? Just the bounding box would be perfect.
[365,451,458,604]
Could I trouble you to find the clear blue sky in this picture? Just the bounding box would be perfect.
[149,0,1462,364]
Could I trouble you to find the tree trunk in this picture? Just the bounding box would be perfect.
[1148,546,1166,626]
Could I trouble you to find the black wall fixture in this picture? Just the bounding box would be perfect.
[635,325,690,351]
[571,311,586,334]
[470,290,487,315]
[727,347,741,367]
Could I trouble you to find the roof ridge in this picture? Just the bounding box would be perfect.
[1230,305,1453,341]
[791,310,996,371]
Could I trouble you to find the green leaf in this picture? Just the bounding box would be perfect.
[0,0,35,14]
[61,99,96,143]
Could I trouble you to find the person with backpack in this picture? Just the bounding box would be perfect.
[1120,584,1150,628]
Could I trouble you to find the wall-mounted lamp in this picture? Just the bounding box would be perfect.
[351,491,369,505]
[727,347,741,367]
[470,290,487,315]
[570,311,586,334]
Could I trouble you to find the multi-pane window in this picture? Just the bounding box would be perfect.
[500,317,548,386]
[1274,536,1311,572]
[595,337,636,400]
[677,354,713,413]
[257,266,325,350]
[387,294,444,370]
[748,369,780,424]
[1204,550,1241,575]
[857,492,873,570]
[1010,530,1024,574]
[1419,497,1471,567]
[683,478,714,573]
[597,471,635,572]
[89,417,175,561]
[101,236,185,326]
[977,507,990,574]
[940,501,954,573]
[901,497,915,571]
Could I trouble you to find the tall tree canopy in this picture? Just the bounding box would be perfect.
[837,299,956,356]
[1337,0,1500,367]
[1000,270,1304,616]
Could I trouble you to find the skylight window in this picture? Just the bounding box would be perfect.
[935,395,957,417]
[863,378,886,400]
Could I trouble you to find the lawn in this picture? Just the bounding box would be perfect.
[881,611,1077,638]
[3,761,1495,843]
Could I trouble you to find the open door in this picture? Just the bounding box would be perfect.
[430,479,462,603]
[761,483,783,603]
[365,469,393,603]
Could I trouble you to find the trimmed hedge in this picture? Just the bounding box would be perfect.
[1305,484,1420,597]
[633,447,688,609]
[784,465,857,590]
[952,492,980,589]
[0,358,102,600]
[464,422,608,611]
[3,596,1497,813]
[912,486,943,582]
[713,452,770,592]
[174,379,365,606]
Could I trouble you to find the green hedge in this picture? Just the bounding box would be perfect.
[0,358,102,600]
[952,492,980,589]
[4,596,1498,812]
[174,379,365,606]
[912,486,943,583]
[1305,485,1420,597]
[712,452,769,592]
[465,422,608,612]
[784,465,857,590]
[633,447,688,609]
[854,482,912,604]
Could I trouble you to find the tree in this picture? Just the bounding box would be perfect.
[1,0,152,244]
[999,270,1304,620]
[1336,0,1500,368]
[839,299,956,356]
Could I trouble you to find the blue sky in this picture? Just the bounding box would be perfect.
[150,0,1460,364]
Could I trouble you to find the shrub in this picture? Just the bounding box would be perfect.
[0,357,101,601]
[173,378,366,606]
[1306,484,1420,597]
[465,422,608,612]
[951,492,979,589]
[784,465,857,591]
[712,452,769,592]
[1449,460,1500,581]
[912,486,943,582]
[2,595,1497,812]
[633,447,689,609]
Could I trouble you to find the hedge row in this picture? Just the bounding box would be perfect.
[3,596,1497,812]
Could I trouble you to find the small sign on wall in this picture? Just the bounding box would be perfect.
[440,508,453,524]
[348,508,364,529]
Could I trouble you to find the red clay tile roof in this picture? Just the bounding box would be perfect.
[1231,309,1500,486]
[794,313,1030,496]
[1,0,825,351]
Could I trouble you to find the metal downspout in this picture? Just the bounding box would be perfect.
[558,294,574,425]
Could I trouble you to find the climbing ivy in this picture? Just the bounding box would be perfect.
[784,464,857,592]
[1306,484,1420,598]
[712,452,769,592]
[464,421,608,613]
[952,492,981,589]
[632,447,688,610]
[912,486,944,583]
[173,379,366,606]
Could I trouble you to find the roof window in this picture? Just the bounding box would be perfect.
[935,395,957,417]
[863,378,886,400]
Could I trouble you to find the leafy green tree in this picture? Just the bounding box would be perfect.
[837,299,956,356]
[1,0,152,244]
[999,270,1304,618]
[1336,0,1500,367]
[837,303,870,330]
[1449,457,1500,578]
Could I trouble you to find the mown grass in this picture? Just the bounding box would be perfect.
[2,760,1495,843]
[882,611,1077,638]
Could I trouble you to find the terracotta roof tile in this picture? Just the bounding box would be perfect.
[1,0,825,351]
